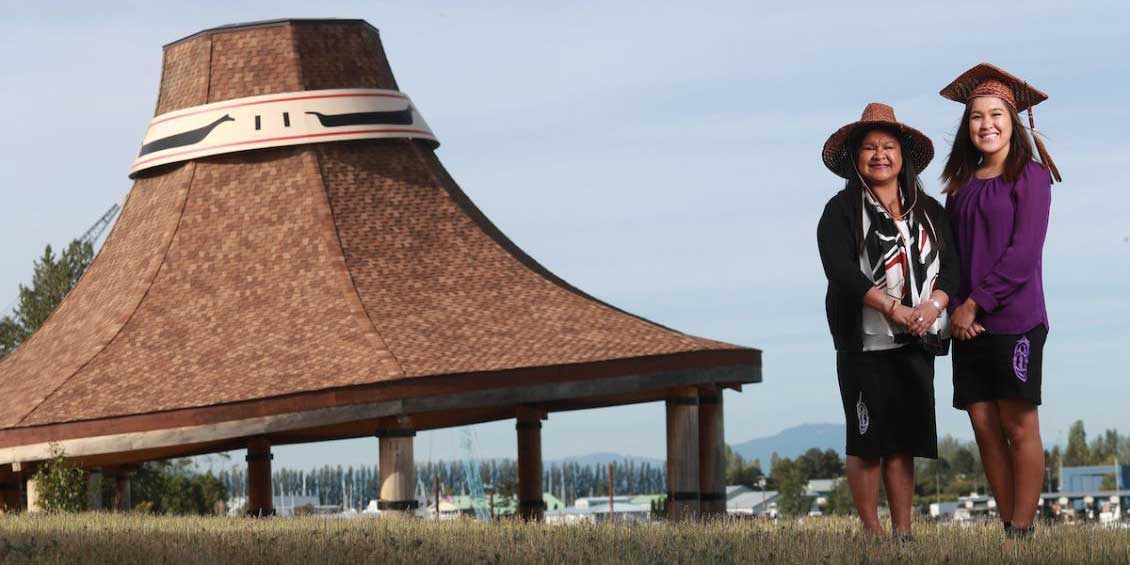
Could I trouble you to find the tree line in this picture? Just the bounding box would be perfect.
[217,458,667,510]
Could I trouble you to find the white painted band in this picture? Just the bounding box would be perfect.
[129,89,438,177]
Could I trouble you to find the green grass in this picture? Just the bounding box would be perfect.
[1,514,1127,564]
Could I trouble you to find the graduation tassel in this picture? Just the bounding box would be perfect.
[1028,107,1062,183]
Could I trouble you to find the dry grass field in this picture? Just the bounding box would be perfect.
[1,514,1127,564]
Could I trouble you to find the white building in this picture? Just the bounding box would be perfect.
[726,485,779,517]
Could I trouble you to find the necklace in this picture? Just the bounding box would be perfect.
[852,162,916,221]
[865,183,915,221]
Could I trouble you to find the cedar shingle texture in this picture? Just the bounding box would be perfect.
[0,20,758,435]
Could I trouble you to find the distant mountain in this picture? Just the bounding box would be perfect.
[548,452,664,467]
[731,423,845,465]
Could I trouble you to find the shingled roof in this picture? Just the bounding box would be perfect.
[0,19,759,464]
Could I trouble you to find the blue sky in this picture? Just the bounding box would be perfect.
[1,1,1128,469]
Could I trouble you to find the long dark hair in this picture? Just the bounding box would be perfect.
[844,126,945,253]
[940,103,1034,194]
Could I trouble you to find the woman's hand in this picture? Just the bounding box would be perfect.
[887,304,916,329]
[907,302,941,337]
[951,299,984,340]
[955,321,986,341]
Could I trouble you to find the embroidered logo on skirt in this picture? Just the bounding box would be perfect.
[1013,336,1031,383]
[856,392,870,435]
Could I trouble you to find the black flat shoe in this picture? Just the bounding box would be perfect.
[1005,524,1035,539]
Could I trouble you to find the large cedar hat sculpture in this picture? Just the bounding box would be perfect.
[0,19,759,515]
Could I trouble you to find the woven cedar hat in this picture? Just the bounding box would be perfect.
[940,62,1061,182]
[822,102,934,179]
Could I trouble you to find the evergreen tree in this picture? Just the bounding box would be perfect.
[0,241,94,358]
[1090,429,1120,464]
[1064,420,1091,467]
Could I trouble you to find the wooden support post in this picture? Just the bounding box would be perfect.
[698,385,726,518]
[87,468,104,511]
[246,437,274,516]
[666,387,700,520]
[0,465,20,514]
[113,467,132,512]
[377,424,417,518]
[516,406,545,522]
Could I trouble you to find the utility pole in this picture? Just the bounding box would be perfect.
[608,462,615,524]
[434,475,440,521]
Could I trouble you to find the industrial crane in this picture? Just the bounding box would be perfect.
[459,428,492,521]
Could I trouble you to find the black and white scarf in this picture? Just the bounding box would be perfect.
[858,187,948,350]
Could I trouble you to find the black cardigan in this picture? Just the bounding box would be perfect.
[816,186,960,352]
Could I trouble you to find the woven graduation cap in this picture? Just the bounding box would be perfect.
[940,62,1061,182]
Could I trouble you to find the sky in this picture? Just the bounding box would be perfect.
[1,1,1128,470]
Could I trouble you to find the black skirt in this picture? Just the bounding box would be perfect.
[952,324,1047,409]
[837,346,938,459]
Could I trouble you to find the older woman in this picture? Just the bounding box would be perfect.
[939,63,1060,538]
[817,103,959,537]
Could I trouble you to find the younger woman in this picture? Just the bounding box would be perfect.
[939,63,1061,538]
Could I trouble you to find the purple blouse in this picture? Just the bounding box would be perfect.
[946,160,1052,334]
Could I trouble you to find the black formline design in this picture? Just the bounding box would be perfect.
[139,114,235,157]
[306,106,414,128]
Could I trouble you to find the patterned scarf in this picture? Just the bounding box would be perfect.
[858,186,948,350]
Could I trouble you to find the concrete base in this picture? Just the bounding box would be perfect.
[25,477,42,513]
[377,428,417,518]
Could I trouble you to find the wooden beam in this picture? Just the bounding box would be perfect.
[0,365,759,472]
